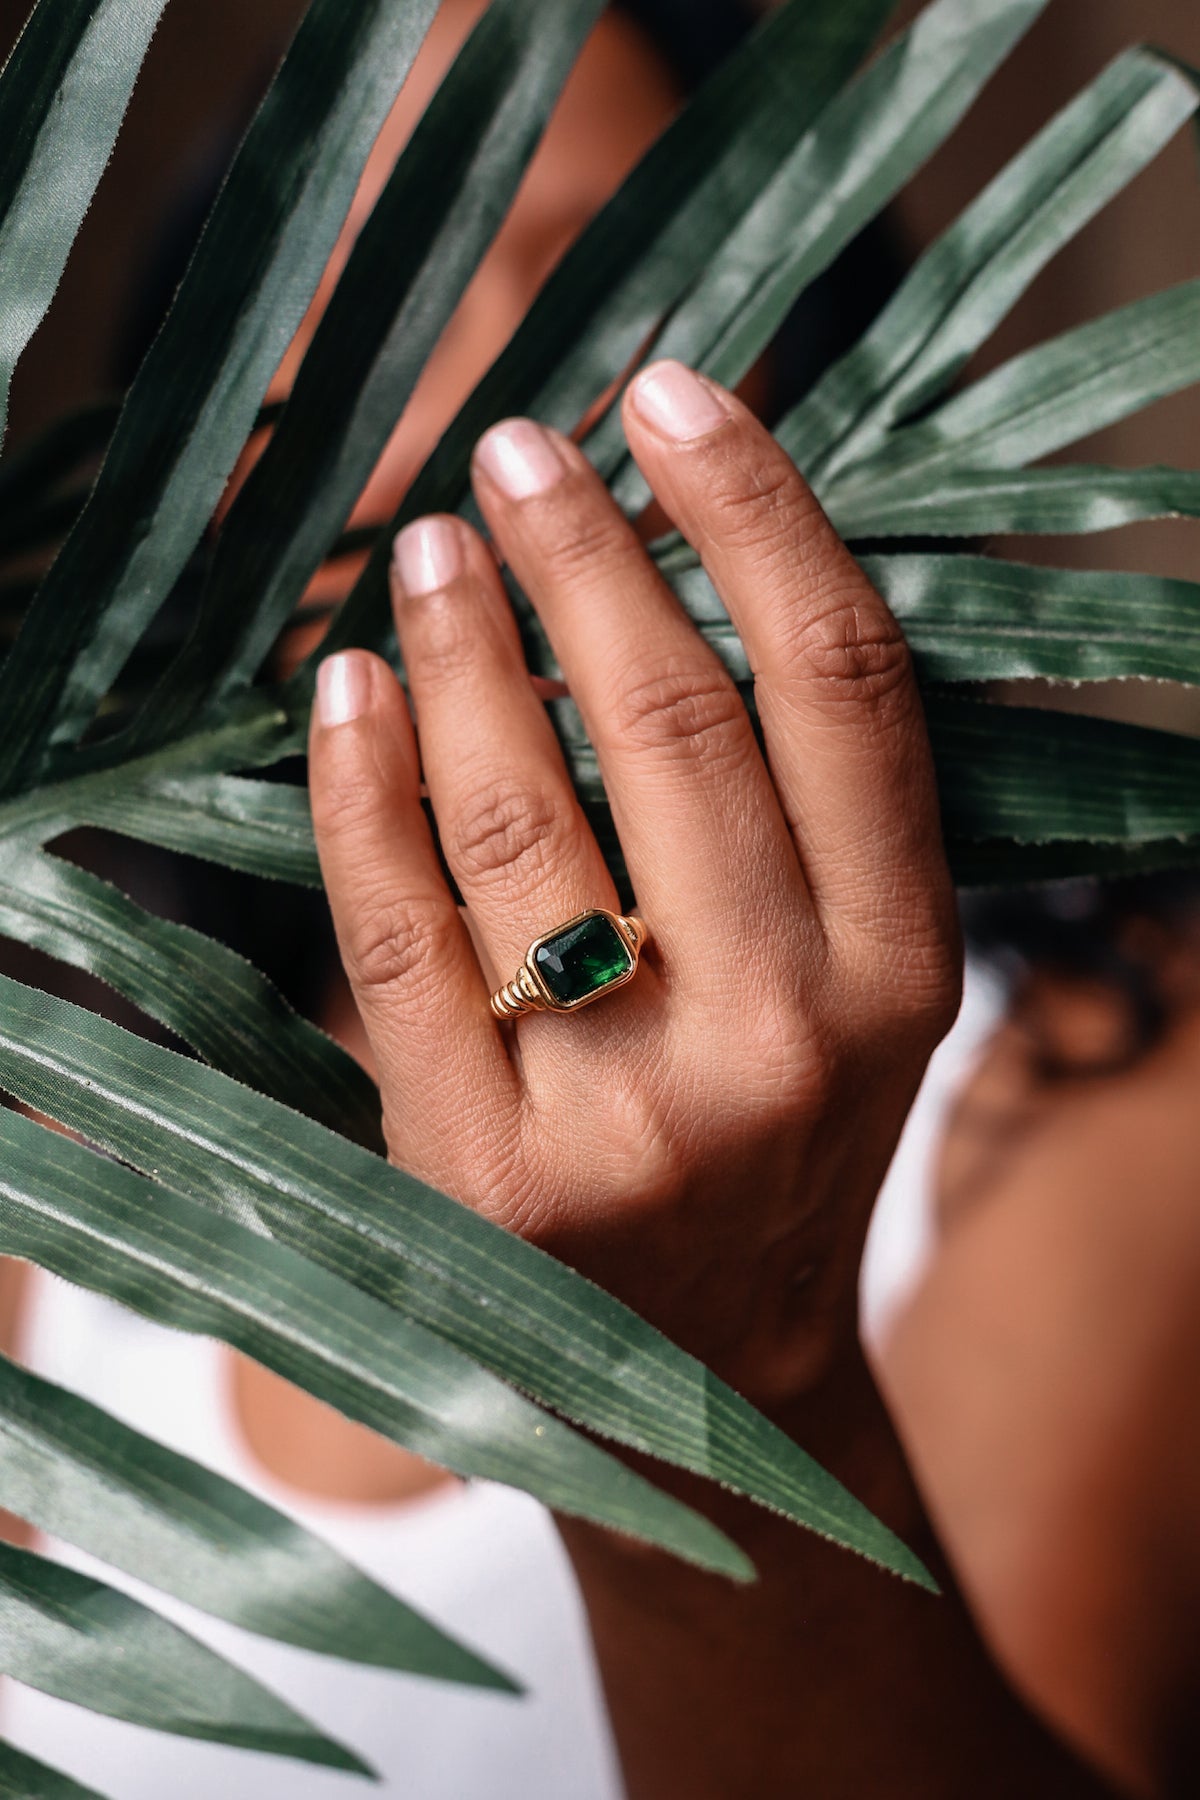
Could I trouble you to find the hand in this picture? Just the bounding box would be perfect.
[308,360,960,1411]
[307,368,1118,1800]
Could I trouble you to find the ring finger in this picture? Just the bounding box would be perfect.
[390,512,653,1042]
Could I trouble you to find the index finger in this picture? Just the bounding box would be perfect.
[622,362,955,956]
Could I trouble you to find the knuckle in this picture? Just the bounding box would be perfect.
[905,937,965,1044]
[786,594,912,709]
[611,658,747,765]
[847,921,963,1052]
[342,892,459,998]
[445,780,564,891]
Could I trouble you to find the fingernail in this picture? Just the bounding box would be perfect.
[630,361,730,442]
[474,419,566,500]
[393,516,464,596]
[316,651,373,726]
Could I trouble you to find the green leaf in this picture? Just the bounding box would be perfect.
[0,1094,751,1582]
[133,0,607,744]
[0,1741,108,1799]
[550,688,1200,853]
[949,835,1200,886]
[0,0,168,445]
[599,0,1051,515]
[0,1540,368,1772]
[510,541,1200,723]
[0,0,444,791]
[862,553,1200,685]
[0,845,380,1145]
[0,487,87,562]
[77,773,321,887]
[0,1351,510,1688]
[316,0,899,665]
[783,49,1199,480]
[927,694,1200,843]
[0,972,932,1588]
[828,279,1200,505]
[825,461,1200,538]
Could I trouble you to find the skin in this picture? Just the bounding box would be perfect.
[306,365,1111,1798]
[881,950,1200,1798]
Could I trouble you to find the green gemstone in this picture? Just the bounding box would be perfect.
[533,912,634,1007]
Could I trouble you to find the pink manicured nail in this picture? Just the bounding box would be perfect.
[474,419,566,499]
[393,516,464,596]
[316,651,373,726]
[630,361,730,442]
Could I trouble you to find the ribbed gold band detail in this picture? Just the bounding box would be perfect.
[490,912,648,1020]
[491,964,544,1022]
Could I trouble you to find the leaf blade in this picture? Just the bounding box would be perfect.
[0,0,443,790]
[77,774,321,887]
[599,0,1051,514]
[783,48,1199,479]
[824,461,1200,538]
[0,1095,752,1581]
[0,1541,368,1772]
[0,973,932,1586]
[0,1351,510,1687]
[863,553,1200,685]
[0,0,168,444]
[0,1740,109,1799]
[316,0,899,665]
[0,845,379,1144]
[829,279,1200,501]
[134,0,607,740]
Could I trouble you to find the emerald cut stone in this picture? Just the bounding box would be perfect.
[533,911,634,1008]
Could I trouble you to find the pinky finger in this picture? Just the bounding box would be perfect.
[309,650,518,1186]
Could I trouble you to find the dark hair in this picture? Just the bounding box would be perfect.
[963,873,1200,1075]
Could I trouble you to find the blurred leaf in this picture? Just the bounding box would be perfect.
[0,1095,753,1581]
[0,0,167,445]
[0,489,88,563]
[0,972,933,1588]
[0,1351,510,1687]
[0,0,445,791]
[0,1741,108,1798]
[0,845,379,1143]
[0,401,117,519]
[0,1540,368,1771]
[784,48,1198,479]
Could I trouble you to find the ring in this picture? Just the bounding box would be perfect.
[490,908,648,1020]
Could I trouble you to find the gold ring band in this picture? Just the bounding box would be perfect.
[491,909,648,1020]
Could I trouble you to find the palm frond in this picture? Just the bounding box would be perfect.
[0,0,1199,1776]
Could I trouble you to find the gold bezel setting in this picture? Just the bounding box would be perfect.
[491,909,647,1020]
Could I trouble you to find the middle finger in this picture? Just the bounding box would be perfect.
[470,420,814,1003]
